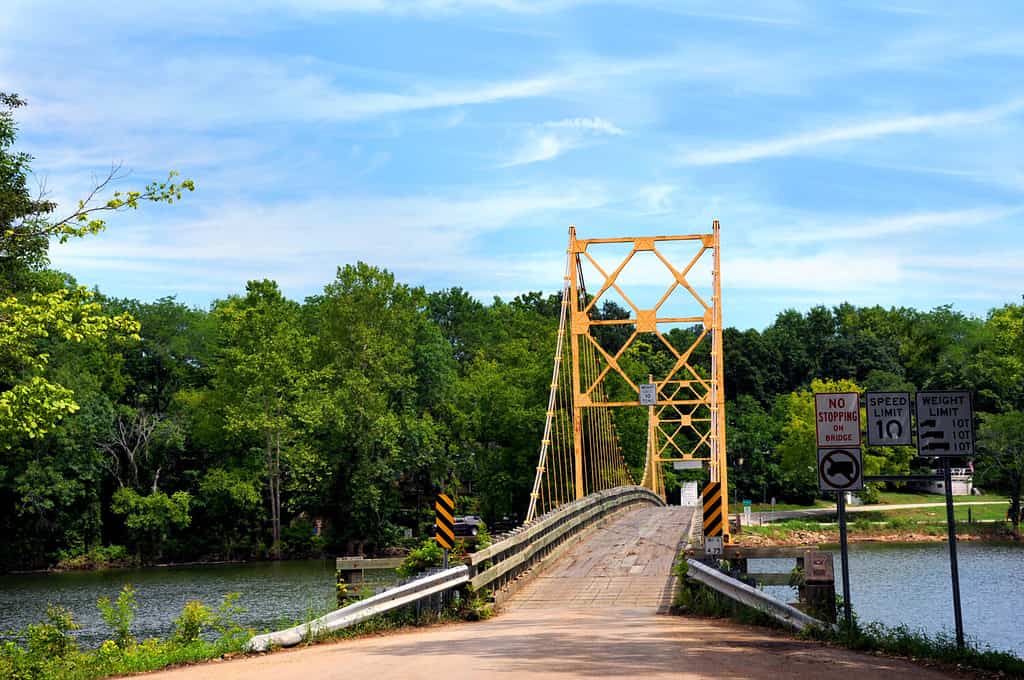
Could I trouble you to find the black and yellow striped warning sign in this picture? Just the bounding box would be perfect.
[434,493,455,550]
[702,481,725,538]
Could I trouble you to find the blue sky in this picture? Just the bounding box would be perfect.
[2,1,1022,329]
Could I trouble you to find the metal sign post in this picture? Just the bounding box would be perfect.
[816,447,862,629]
[942,458,964,649]
[836,491,851,629]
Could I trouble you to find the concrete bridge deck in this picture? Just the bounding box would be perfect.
[147,505,958,679]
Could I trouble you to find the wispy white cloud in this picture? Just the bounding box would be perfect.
[771,206,1021,244]
[635,185,676,215]
[19,59,571,131]
[501,134,573,167]
[678,98,1024,165]
[50,183,609,298]
[544,117,624,135]
[501,116,625,166]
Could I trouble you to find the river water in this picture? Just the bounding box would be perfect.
[756,541,1024,656]
[1,543,1022,655]
[0,560,339,647]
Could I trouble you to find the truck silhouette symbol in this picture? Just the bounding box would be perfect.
[920,430,944,440]
[919,419,937,428]
[921,441,951,451]
[827,459,855,482]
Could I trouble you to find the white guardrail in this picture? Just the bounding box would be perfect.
[685,559,831,632]
[247,485,663,651]
[246,565,470,651]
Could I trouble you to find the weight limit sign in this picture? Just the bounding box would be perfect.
[817,448,864,492]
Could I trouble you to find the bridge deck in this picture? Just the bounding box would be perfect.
[506,505,696,612]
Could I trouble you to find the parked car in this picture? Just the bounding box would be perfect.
[489,515,518,533]
[453,515,483,540]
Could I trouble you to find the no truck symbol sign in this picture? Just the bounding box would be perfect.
[817,448,864,492]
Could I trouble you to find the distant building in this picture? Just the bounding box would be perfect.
[908,467,974,495]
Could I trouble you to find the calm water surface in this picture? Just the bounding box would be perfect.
[0,560,338,647]
[756,542,1024,656]
[2,544,1023,655]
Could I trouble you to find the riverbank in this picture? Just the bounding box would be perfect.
[733,519,1018,548]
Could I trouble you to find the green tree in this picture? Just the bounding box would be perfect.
[0,92,193,445]
[111,487,191,560]
[727,394,783,502]
[310,263,458,549]
[976,410,1024,538]
[194,468,262,558]
[211,280,318,559]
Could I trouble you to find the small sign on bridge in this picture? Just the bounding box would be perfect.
[434,493,456,551]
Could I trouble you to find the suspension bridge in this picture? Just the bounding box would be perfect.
[525,221,730,543]
[156,223,958,678]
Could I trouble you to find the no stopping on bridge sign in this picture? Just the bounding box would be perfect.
[814,392,861,447]
[817,448,864,492]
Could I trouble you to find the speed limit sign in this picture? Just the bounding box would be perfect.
[865,392,912,446]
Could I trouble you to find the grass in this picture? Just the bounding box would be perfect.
[735,492,1016,539]
[855,504,1009,523]
[741,514,1014,543]
[806,618,1024,677]
[671,560,778,628]
[875,491,1009,506]
[729,499,831,513]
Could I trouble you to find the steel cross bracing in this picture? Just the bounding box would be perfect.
[526,222,730,543]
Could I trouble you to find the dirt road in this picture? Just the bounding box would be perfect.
[144,608,960,679]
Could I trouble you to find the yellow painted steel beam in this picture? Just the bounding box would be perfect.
[525,222,728,534]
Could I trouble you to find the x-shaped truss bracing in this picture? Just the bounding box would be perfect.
[526,222,730,544]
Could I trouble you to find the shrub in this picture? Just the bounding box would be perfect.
[28,605,79,659]
[281,519,327,558]
[475,522,492,550]
[0,605,80,680]
[212,592,250,647]
[97,584,136,649]
[172,600,213,644]
[55,544,134,570]
[397,538,443,577]
[856,483,881,505]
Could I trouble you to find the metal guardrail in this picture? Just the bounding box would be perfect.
[246,565,470,651]
[246,486,662,651]
[468,486,663,592]
[685,559,830,632]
